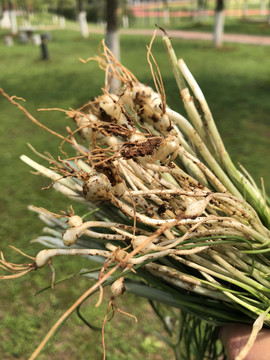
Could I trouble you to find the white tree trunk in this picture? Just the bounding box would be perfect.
[242,0,248,17]
[78,11,88,38]
[52,15,59,24]
[106,29,121,92]
[10,10,18,35]
[213,10,224,47]
[106,30,120,62]
[203,0,208,21]
[197,0,204,22]
[1,10,11,29]
[122,15,129,28]
[260,0,266,16]
[59,16,66,28]
[227,0,231,14]
[163,9,170,25]
[106,0,121,93]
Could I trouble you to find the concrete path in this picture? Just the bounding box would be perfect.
[126,29,270,46]
[86,27,270,46]
[40,25,270,46]
[120,28,270,46]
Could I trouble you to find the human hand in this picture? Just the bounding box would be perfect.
[219,324,270,360]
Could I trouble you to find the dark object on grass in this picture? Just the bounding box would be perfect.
[41,34,49,60]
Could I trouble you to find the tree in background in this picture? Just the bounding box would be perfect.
[8,0,17,34]
[196,0,208,23]
[213,0,224,47]
[162,0,170,25]
[105,0,120,92]
[106,0,119,62]
[268,0,270,25]
[242,0,248,18]
[77,0,88,38]
[56,0,64,16]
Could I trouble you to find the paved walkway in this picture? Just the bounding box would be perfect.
[120,28,270,46]
[40,25,270,46]
[91,27,270,46]
[131,7,268,19]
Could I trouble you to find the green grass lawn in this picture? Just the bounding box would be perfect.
[0,28,270,359]
[132,16,270,36]
[173,17,270,36]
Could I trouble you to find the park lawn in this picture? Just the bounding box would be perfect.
[172,17,270,36]
[132,16,270,36]
[0,28,270,359]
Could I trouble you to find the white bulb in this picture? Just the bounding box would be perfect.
[62,227,82,246]
[132,235,157,253]
[69,215,83,227]
[110,277,126,298]
[83,173,112,203]
[185,199,208,217]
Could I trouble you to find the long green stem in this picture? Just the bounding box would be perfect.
[167,109,243,197]
[177,59,270,226]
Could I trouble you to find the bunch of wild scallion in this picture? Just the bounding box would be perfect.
[1,33,270,360]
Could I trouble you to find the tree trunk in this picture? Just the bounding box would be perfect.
[242,0,248,18]
[9,9,17,34]
[121,0,129,28]
[1,10,11,29]
[163,0,170,25]
[57,0,64,16]
[57,1,66,29]
[260,0,266,16]
[268,0,270,24]
[1,0,7,12]
[197,0,204,23]
[213,0,224,48]
[203,0,208,21]
[106,0,120,61]
[77,0,88,38]
[22,0,30,26]
[106,0,121,93]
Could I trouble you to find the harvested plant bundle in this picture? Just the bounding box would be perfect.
[1,32,270,360]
